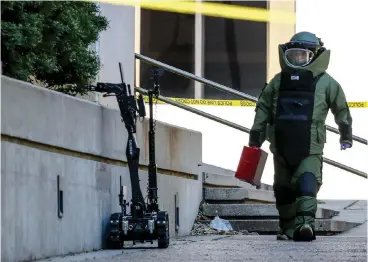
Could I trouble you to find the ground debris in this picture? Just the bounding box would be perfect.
[190,218,255,236]
[189,202,258,236]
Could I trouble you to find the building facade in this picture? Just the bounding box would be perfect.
[97,0,295,107]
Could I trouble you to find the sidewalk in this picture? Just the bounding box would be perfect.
[35,235,367,262]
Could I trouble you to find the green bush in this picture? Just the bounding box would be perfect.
[1,1,109,96]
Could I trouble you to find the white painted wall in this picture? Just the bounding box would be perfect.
[142,0,368,200]
[294,0,368,198]
[295,0,368,138]
[97,2,367,200]
[144,103,367,200]
[295,0,368,102]
[98,3,136,109]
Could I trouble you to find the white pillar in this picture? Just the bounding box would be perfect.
[134,1,141,89]
[194,0,204,99]
[94,1,101,103]
[98,3,136,109]
[266,0,295,82]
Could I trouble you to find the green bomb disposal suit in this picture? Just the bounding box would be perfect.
[248,32,353,241]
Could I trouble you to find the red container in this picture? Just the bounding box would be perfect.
[235,146,268,187]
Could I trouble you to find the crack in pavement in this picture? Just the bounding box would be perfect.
[210,235,233,241]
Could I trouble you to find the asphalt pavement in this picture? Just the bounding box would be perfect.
[37,235,367,262]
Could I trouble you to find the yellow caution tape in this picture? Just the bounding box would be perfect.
[92,0,296,25]
[347,102,368,108]
[138,95,368,108]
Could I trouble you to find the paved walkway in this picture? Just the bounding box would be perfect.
[37,235,367,262]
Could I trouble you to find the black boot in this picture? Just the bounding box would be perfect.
[276,231,293,241]
[293,224,316,242]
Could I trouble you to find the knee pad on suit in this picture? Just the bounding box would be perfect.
[296,172,318,197]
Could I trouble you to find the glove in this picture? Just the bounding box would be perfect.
[340,142,352,150]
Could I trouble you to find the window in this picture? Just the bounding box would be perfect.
[203,1,268,99]
[140,10,195,98]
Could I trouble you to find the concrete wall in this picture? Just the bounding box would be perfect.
[135,102,367,200]
[1,76,203,262]
[295,0,368,103]
[123,0,367,200]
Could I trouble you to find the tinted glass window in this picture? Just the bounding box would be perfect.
[140,10,195,98]
[203,1,267,99]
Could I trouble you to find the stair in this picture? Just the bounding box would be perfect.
[202,172,273,191]
[201,203,339,219]
[204,187,275,203]
[200,187,362,235]
[198,219,361,234]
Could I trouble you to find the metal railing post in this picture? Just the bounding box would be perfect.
[135,86,367,179]
[135,53,367,145]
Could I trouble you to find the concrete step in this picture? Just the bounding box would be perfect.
[204,187,276,203]
[201,204,339,219]
[203,172,254,189]
[198,219,361,234]
[202,172,274,191]
[200,163,236,177]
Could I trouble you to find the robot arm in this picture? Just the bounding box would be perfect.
[90,64,147,218]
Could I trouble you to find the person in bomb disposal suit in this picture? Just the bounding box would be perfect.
[248,31,353,241]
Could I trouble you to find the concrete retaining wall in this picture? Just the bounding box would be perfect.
[1,76,203,262]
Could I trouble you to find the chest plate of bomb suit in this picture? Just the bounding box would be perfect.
[274,70,321,167]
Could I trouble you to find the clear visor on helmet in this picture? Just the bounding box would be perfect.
[284,48,314,68]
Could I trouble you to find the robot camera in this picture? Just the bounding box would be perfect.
[150,68,165,77]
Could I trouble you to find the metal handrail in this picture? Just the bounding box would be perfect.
[135,86,367,179]
[135,53,367,145]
